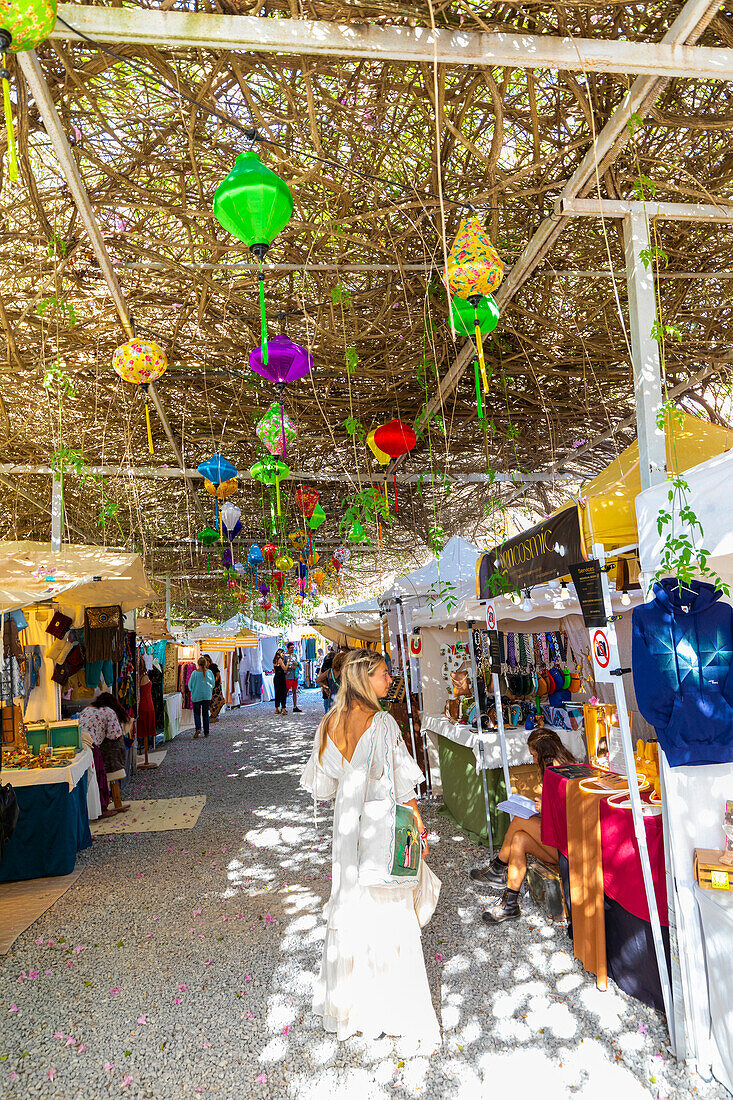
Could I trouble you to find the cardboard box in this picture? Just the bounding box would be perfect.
[694,849,733,891]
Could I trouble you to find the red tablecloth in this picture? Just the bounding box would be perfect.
[541,766,668,926]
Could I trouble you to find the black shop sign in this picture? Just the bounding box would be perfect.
[476,505,587,596]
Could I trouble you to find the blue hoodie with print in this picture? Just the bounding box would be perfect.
[632,578,733,767]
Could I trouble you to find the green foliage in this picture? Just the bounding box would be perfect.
[344,345,358,374]
[425,578,458,614]
[655,475,729,595]
[38,294,76,325]
[656,400,684,432]
[632,175,657,201]
[331,283,352,307]
[427,525,445,554]
[640,244,668,271]
[415,359,437,387]
[343,415,366,443]
[625,111,644,135]
[50,447,124,538]
[651,321,682,344]
[339,487,388,536]
[414,404,446,440]
[43,364,76,398]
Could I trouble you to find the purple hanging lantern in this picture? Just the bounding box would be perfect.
[249,335,313,458]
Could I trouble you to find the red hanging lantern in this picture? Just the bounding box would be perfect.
[294,485,319,519]
[271,570,285,590]
[330,556,342,572]
[372,419,417,512]
[263,542,278,563]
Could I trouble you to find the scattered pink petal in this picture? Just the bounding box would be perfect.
[173,998,182,1005]
[137,1015,147,1025]
[48,1068,56,1081]
[282,1025,290,1035]
[73,945,85,954]
[65,1037,76,1046]
[45,969,52,975]
[77,1045,87,1054]
[193,908,202,916]
[8,1005,17,1013]
[35,936,44,945]
[203,1040,212,1048]
[66,961,74,968]
[264,913,273,923]
[9,1070,19,1080]
[638,1023,649,1034]
[53,1032,65,1040]
[435,953,444,962]
[244,973,251,982]
[109,988,121,996]
[178,984,187,992]
[104,1062,114,1072]
[121,1075,133,1088]
[245,1012,255,1018]
[256,1074,267,1083]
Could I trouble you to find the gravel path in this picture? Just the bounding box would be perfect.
[0,689,726,1099]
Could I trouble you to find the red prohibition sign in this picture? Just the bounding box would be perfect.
[593,629,610,669]
[486,605,496,631]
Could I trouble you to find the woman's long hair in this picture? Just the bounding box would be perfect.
[318,650,386,761]
[91,691,128,725]
[527,728,576,776]
[202,653,220,679]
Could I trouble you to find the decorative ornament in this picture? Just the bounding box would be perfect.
[325,561,336,577]
[256,401,296,457]
[0,0,58,187]
[234,563,246,575]
[250,335,313,458]
[294,485,319,519]
[213,152,294,366]
[257,594,272,610]
[373,420,417,511]
[348,517,369,544]
[295,561,308,581]
[112,338,168,454]
[220,503,242,539]
[446,216,504,298]
[198,454,237,485]
[308,551,320,567]
[204,477,238,500]
[247,544,264,568]
[451,291,501,415]
[258,581,271,596]
[271,570,285,590]
[196,527,219,546]
[312,569,325,586]
[262,543,279,563]
[250,455,289,516]
[309,503,326,531]
[331,556,342,572]
[293,595,303,606]
[288,530,308,551]
[310,583,319,599]
[275,554,294,572]
[333,546,352,564]
[367,428,390,466]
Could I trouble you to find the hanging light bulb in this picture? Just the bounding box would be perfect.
[560,580,569,598]
[620,589,631,606]
[521,588,533,613]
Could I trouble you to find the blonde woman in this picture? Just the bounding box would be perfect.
[301,650,441,1051]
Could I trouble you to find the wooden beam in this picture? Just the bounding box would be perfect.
[53,4,733,81]
[558,198,733,221]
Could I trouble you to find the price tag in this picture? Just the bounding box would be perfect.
[712,870,730,890]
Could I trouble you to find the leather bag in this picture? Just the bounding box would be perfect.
[450,666,472,697]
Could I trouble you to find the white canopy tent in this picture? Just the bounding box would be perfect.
[312,597,382,647]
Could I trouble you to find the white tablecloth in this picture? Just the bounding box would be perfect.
[262,672,274,702]
[695,884,733,1094]
[422,714,533,772]
[164,692,183,739]
[2,748,92,791]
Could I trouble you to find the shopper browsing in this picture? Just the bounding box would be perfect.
[273,649,288,714]
[471,728,576,924]
[285,642,303,713]
[188,656,215,738]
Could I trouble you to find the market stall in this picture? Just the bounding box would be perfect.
[637,447,733,1090]
[184,613,280,706]
[0,542,156,880]
[312,598,383,648]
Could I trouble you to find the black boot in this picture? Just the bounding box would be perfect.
[482,887,521,924]
[470,855,508,885]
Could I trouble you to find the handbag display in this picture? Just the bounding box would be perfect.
[3,618,23,659]
[84,605,124,662]
[443,699,461,721]
[51,644,84,686]
[450,666,472,697]
[358,714,421,888]
[45,611,72,640]
[0,704,26,751]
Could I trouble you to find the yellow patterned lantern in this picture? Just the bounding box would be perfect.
[204,477,238,500]
[289,530,308,551]
[367,428,390,466]
[112,338,168,454]
[446,217,504,298]
[293,594,303,606]
[313,568,325,586]
[275,554,294,572]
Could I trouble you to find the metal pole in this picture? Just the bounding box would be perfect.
[595,542,673,1027]
[394,598,419,766]
[466,621,494,858]
[492,671,512,797]
[623,207,667,492]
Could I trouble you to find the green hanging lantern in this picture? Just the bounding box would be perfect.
[213,151,294,368]
[348,517,370,544]
[450,293,500,339]
[0,0,56,53]
[309,502,327,531]
[213,152,293,256]
[197,526,220,546]
[250,456,289,516]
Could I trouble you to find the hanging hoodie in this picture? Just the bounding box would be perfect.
[632,578,733,767]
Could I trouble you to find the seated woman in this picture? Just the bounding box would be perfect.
[470,728,576,925]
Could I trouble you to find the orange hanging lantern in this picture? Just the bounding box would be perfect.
[112,338,168,454]
[294,485,320,519]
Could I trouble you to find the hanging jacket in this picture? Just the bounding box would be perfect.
[632,578,733,767]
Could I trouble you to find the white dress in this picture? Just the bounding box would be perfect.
[301,710,441,1048]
